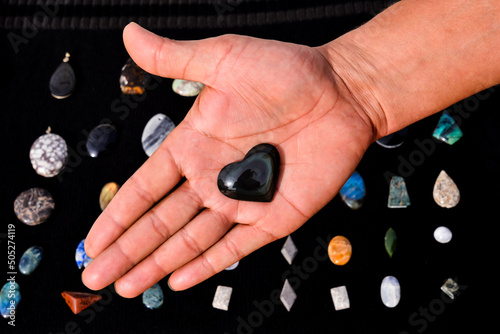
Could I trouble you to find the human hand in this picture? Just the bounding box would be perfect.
[82,22,376,297]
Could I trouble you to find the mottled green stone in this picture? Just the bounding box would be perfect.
[432,112,463,145]
[388,176,410,208]
[384,228,397,258]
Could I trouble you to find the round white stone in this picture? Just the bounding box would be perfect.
[434,226,452,243]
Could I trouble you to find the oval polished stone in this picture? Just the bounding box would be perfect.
[19,246,44,275]
[381,276,401,308]
[433,170,460,208]
[434,226,452,243]
[0,282,20,318]
[340,171,366,209]
[14,188,55,226]
[75,239,92,269]
[142,283,164,310]
[218,143,280,202]
[49,53,75,99]
[328,236,352,266]
[141,113,175,156]
[30,132,68,177]
[86,124,118,158]
[172,79,204,97]
[99,182,120,210]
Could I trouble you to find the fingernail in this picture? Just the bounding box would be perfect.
[167,280,177,292]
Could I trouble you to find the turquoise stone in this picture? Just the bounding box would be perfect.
[19,246,43,275]
[0,282,20,318]
[142,283,164,310]
[218,143,280,202]
[432,112,463,145]
[75,239,92,269]
[387,176,410,208]
[339,171,366,209]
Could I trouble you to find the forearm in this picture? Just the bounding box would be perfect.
[321,0,500,138]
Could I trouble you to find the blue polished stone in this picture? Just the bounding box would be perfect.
[218,143,280,202]
[340,171,366,209]
[19,246,43,275]
[0,282,21,318]
[432,112,463,145]
[75,239,92,269]
[142,283,164,310]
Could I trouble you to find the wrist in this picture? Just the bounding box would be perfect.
[319,0,500,139]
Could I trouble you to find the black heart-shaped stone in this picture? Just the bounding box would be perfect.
[217,143,280,202]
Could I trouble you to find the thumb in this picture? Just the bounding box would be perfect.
[123,22,222,85]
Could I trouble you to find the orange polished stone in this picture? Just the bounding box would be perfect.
[328,236,352,265]
[61,291,102,314]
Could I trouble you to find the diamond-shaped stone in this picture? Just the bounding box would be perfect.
[212,286,232,311]
[330,286,350,311]
[280,279,296,311]
[281,236,298,265]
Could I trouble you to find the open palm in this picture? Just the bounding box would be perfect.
[83,23,375,297]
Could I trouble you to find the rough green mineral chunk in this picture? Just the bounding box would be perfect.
[384,228,397,258]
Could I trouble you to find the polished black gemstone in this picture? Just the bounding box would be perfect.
[86,124,118,158]
[217,143,280,202]
[49,54,75,99]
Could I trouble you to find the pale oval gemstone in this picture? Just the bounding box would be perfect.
[141,114,175,157]
[433,170,460,208]
[381,276,401,308]
[172,79,204,97]
[434,226,452,243]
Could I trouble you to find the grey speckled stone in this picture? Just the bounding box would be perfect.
[30,132,68,177]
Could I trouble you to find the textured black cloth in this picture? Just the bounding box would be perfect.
[0,1,497,333]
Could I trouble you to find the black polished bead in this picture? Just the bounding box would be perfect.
[217,143,280,202]
[49,53,75,99]
[86,124,118,158]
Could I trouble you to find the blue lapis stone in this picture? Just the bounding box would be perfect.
[1,282,21,318]
[432,112,463,145]
[75,239,92,269]
[340,171,366,209]
[142,283,164,310]
[19,246,43,275]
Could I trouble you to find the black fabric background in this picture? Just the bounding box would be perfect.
[0,1,498,333]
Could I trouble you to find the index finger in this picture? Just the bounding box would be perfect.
[85,144,181,259]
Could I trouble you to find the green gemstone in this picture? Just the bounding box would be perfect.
[432,112,463,145]
[384,227,397,258]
